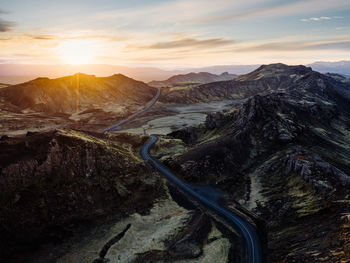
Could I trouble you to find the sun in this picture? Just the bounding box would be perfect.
[58,40,96,65]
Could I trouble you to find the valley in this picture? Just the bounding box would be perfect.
[0,64,350,263]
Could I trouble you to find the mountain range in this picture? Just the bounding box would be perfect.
[1,61,350,85]
[309,61,350,77]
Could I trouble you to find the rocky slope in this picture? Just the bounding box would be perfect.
[0,73,157,114]
[166,64,350,262]
[149,72,237,88]
[0,129,236,263]
[0,130,164,262]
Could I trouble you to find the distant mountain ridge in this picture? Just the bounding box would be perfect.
[308,61,350,76]
[0,73,157,114]
[1,61,349,85]
[148,72,237,87]
[160,63,350,104]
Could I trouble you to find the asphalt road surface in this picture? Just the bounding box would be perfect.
[101,87,160,133]
[141,135,262,263]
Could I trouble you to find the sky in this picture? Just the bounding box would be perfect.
[0,0,350,68]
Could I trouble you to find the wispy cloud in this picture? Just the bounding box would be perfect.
[0,18,15,32]
[140,37,235,50]
[300,16,344,22]
[0,9,15,32]
[24,34,55,40]
[336,26,350,30]
[300,16,331,22]
[191,0,350,24]
[237,35,350,52]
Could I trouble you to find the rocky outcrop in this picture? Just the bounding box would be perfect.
[265,150,350,198]
[205,112,226,129]
[168,127,198,144]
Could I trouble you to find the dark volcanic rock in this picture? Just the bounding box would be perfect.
[168,127,198,144]
[0,130,163,262]
[205,112,226,129]
[167,64,350,262]
[269,151,350,198]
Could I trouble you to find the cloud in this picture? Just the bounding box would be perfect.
[24,34,55,40]
[0,9,15,32]
[138,37,235,50]
[191,0,350,24]
[300,16,344,22]
[237,36,350,52]
[336,26,350,30]
[14,32,128,42]
[0,18,15,32]
[300,16,331,22]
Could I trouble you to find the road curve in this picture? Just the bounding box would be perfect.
[101,86,263,262]
[101,88,160,133]
[141,135,263,263]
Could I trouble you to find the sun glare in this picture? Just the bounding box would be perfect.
[58,40,96,65]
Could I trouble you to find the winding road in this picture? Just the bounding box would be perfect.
[102,87,263,263]
[101,88,160,133]
[141,135,262,263]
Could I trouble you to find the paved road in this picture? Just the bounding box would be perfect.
[101,88,160,133]
[141,135,262,263]
[101,87,263,262]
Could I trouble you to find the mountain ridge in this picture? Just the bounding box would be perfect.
[148,72,237,88]
[160,63,350,105]
[1,61,350,85]
[0,73,157,114]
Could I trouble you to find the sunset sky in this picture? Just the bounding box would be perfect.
[1,0,350,68]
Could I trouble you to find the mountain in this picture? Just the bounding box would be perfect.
[1,61,349,85]
[0,64,257,85]
[167,63,350,262]
[0,64,186,84]
[308,61,350,76]
[325,73,350,83]
[0,64,259,85]
[160,63,350,104]
[0,73,157,114]
[148,72,237,88]
[189,64,260,75]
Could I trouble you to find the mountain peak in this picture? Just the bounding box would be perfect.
[72,73,96,78]
[237,63,313,81]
